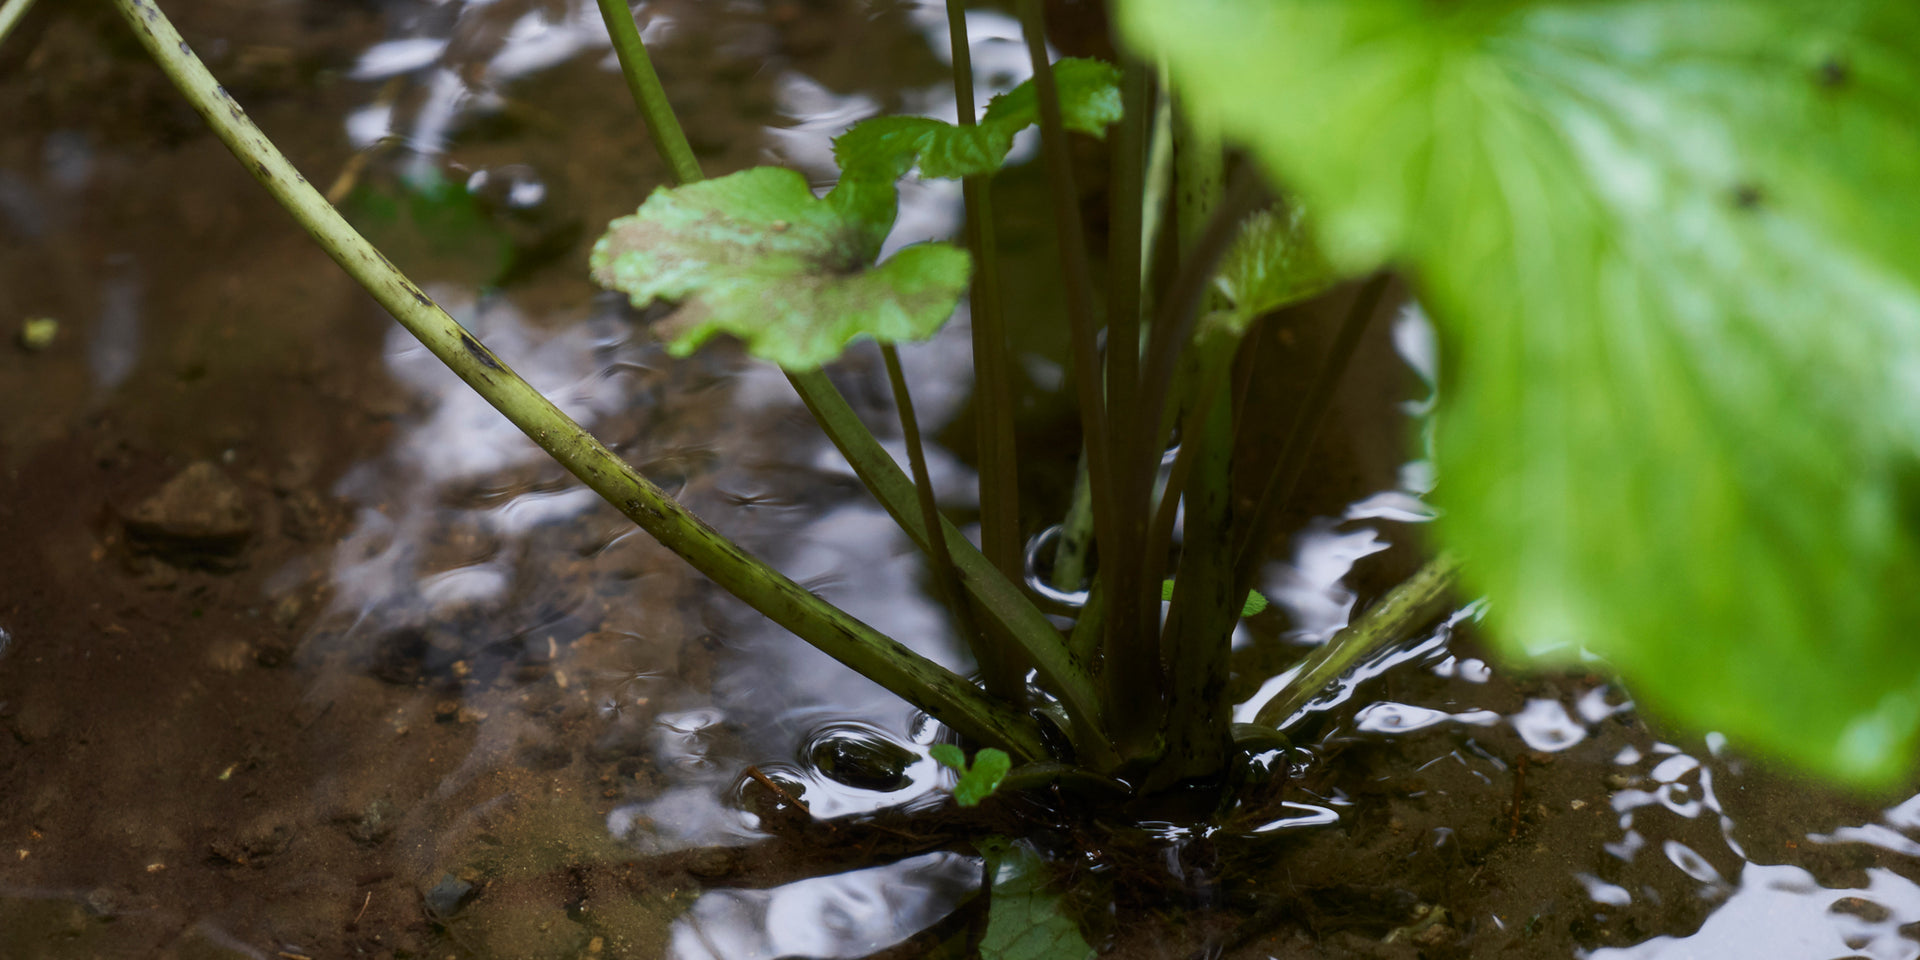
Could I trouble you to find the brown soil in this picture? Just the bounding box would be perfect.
[1,3,1916,960]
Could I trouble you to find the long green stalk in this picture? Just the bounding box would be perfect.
[593,0,702,186]
[1252,556,1461,728]
[788,369,1113,766]
[1137,170,1261,467]
[944,0,1022,595]
[1148,332,1240,789]
[1049,454,1094,594]
[1105,58,1157,697]
[110,0,1046,761]
[1173,100,1223,253]
[880,343,1003,697]
[0,0,34,49]
[1016,0,1138,756]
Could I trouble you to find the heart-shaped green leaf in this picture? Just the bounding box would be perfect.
[833,58,1123,184]
[931,745,1012,807]
[590,166,970,371]
[1121,0,1920,785]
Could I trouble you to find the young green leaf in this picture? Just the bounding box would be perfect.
[929,743,967,772]
[1120,0,1920,785]
[954,748,1011,807]
[590,166,970,371]
[1208,205,1337,336]
[833,58,1123,184]
[1161,578,1269,617]
[933,745,1011,807]
[976,837,1096,960]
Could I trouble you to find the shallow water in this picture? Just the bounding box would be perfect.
[4,2,1920,958]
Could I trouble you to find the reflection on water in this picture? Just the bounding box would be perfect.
[672,852,977,960]
[294,2,1006,953]
[8,0,1920,956]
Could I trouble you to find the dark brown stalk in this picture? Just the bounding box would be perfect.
[1105,58,1156,699]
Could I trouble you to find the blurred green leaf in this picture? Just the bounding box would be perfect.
[590,166,970,371]
[834,58,1123,183]
[1120,0,1920,784]
[1208,205,1337,336]
[976,837,1095,960]
[1162,579,1269,617]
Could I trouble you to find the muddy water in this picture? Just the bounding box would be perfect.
[3,2,1920,959]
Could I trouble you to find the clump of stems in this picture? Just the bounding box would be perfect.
[105,0,1457,797]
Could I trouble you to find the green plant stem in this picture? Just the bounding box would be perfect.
[1148,330,1240,789]
[787,369,1115,768]
[0,0,34,50]
[1016,1,1135,744]
[1105,58,1157,681]
[1067,578,1106,666]
[108,0,1047,761]
[1138,169,1262,463]
[999,762,1130,800]
[880,343,1009,699]
[1174,98,1223,253]
[1049,452,1095,594]
[944,0,1022,594]
[1252,556,1461,729]
[593,0,702,186]
[1142,335,1234,610]
[1230,275,1391,602]
[1139,67,1176,307]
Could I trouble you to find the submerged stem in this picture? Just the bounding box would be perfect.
[1252,556,1462,729]
[592,0,703,186]
[108,0,1047,760]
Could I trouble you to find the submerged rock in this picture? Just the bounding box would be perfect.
[123,462,252,567]
[809,733,917,792]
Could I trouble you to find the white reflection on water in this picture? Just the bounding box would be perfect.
[670,853,978,960]
[1587,863,1920,960]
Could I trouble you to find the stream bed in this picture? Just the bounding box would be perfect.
[4,2,1920,958]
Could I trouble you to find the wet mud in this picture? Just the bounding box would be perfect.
[3,2,1920,960]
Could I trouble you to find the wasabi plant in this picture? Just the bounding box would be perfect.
[71,0,1920,839]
